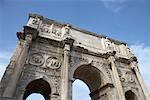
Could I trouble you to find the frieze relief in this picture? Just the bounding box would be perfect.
[40,23,61,37]
[39,23,71,38]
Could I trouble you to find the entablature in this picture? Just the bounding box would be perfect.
[24,13,137,63]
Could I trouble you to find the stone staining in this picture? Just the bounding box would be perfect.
[0,14,149,100]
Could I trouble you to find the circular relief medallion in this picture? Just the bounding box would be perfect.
[29,53,44,66]
[46,57,61,69]
[128,75,135,83]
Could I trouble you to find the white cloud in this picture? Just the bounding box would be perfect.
[0,51,12,79]
[100,0,126,12]
[130,43,150,92]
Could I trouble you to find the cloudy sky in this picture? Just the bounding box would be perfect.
[0,0,150,100]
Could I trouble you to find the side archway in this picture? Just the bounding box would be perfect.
[23,78,51,100]
[73,65,101,99]
[125,90,138,100]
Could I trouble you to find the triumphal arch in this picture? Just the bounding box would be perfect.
[0,14,149,100]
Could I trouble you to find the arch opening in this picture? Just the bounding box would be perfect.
[23,78,51,100]
[125,90,138,100]
[73,65,102,99]
[26,93,45,100]
[73,79,91,100]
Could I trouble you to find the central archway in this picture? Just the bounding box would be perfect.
[73,65,102,99]
[23,78,51,100]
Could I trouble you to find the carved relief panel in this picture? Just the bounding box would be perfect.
[46,57,61,69]
[27,17,41,29]
[118,68,137,90]
[39,22,71,40]
[29,53,44,66]
[27,51,62,70]
[40,23,61,37]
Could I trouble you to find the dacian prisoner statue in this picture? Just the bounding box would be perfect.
[0,14,149,100]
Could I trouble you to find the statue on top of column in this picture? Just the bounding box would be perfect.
[61,24,72,39]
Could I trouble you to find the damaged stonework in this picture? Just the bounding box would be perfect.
[0,13,149,100]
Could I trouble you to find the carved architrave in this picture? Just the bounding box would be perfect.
[29,53,44,66]
[46,57,61,69]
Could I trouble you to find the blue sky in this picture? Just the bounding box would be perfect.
[0,0,150,99]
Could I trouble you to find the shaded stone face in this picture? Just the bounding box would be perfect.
[0,14,149,100]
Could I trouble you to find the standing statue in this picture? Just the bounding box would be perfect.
[61,24,71,38]
[105,38,114,52]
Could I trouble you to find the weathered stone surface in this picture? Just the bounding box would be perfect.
[0,13,149,100]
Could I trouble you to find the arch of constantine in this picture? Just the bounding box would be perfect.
[0,14,149,100]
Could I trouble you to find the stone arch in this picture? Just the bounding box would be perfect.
[125,90,138,100]
[73,65,101,92]
[23,78,51,100]
[71,63,112,86]
[72,64,104,100]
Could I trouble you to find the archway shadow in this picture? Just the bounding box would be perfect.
[23,78,51,100]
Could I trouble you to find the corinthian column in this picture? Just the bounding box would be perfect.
[61,38,74,100]
[2,26,38,98]
[130,57,149,100]
[107,52,126,100]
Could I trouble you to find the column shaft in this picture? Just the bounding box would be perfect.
[109,56,126,100]
[61,44,70,100]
